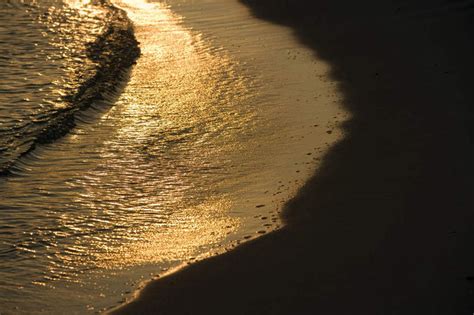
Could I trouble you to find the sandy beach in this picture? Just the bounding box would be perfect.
[108,0,474,314]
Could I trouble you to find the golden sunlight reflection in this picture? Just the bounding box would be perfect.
[98,198,238,267]
[0,0,345,312]
[38,0,107,109]
[63,0,94,10]
[61,0,255,269]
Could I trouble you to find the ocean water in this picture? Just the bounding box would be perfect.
[0,0,345,313]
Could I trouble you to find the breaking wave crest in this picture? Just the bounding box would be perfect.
[0,0,140,176]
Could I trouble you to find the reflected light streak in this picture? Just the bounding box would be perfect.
[64,0,254,269]
[98,198,238,267]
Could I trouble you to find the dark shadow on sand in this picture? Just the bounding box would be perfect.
[112,1,473,314]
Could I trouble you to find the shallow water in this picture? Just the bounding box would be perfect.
[0,0,112,171]
[0,0,345,313]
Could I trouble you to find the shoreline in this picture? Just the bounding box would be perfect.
[110,0,473,314]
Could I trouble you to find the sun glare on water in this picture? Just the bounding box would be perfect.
[76,0,253,267]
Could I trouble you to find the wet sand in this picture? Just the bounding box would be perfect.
[110,0,473,314]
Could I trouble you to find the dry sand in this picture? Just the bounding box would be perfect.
[109,0,473,313]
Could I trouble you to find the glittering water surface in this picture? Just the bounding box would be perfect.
[0,0,109,170]
[0,0,345,313]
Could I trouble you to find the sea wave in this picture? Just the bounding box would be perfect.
[0,0,140,176]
